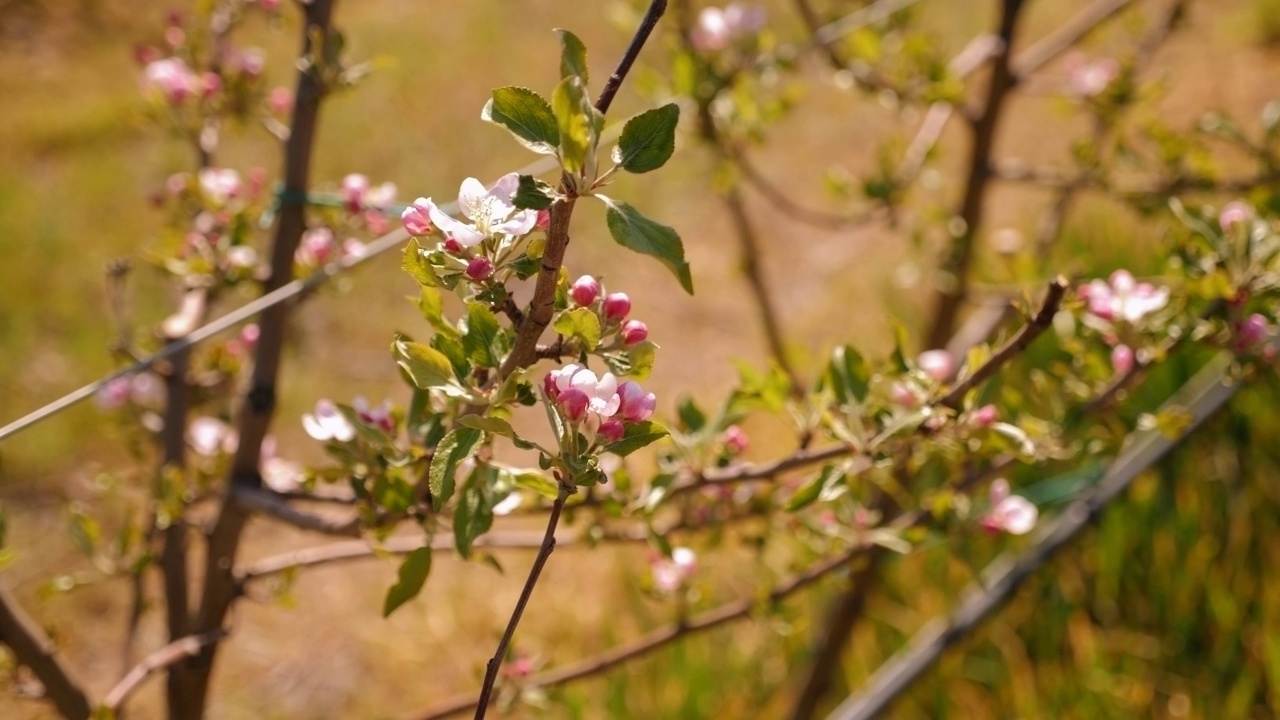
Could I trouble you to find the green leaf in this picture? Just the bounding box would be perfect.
[458,414,529,447]
[68,508,100,557]
[506,468,559,499]
[383,546,432,617]
[677,396,707,432]
[454,466,496,559]
[553,306,602,350]
[612,103,679,174]
[553,76,594,175]
[481,86,560,155]
[606,420,669,457]
[626,340,658,380]
[556,28,589,83]
[600,198,693,294]
[514,175,557,210]
[431,334,471,383]
[413,286,456,337]
[392,335,456,391]
[428,427,484,509]
[828,345,871,403]
[372,474,415,513]
[786,466,845,511]
[402,239,440,287]
[463,301,504,367]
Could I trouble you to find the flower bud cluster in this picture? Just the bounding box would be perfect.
[543,364,656,447]
[569,275,649,347]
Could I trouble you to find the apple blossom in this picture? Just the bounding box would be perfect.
[1065,53,1119,98]
[353,396,395,433]
[890,381,922,408]
[602,292,631,321]
[552,364,621,420]
[617,381,656,422]
[129,372,166,408]
[917,349,954,382]
[1235,313,1269,351]
[302,399,355,442]
[1219,200,1253,232]
[189,416,236,457]
[341,174,369,211]
[536,209,551,231]
[1079,270,1169,323]
[143,58,198,105]
[982,478,1038,535]
[267,86,293,115]
[722,425,749,454]
[691,5,766,52]
[570,275,600,307]
[342,238,368,261]
[198,168,241,207]
[621,319,648,345]
[295,227,336,266]
[651,546,698,593]
[200,72,221,99]
[401,198,433,236]
[414,173,537,248]
[96,376,132,410]
[969,404,999,428]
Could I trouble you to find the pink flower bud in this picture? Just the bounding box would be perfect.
[617,381,656,422]
[96,376,133,410]
[542,372,561,400]
[621,319,648,345]
[341,173,369,211]
[267,86,293,116]
[1111,343,1135,375]
[401,198,432,236]
[164,26,185,49]
[570,275,600,307]
[200,72,221,98]
[1236,313,1268,349]
[969,404,999,427]
[241,324,260,347]
[247,167,268,199]
[917,349,954,382]
[890,381,919,408]
[240,48,265,77]
[599,418,625,443]
[558,388,590,421]
[536,209,551,231]
[259,0,281,10]
[722,425,749,454]
[1219,200,1253,232]
[443,238,463,254]
[133,44,161,66]
[466,257,494,281]
[602,292,631,322]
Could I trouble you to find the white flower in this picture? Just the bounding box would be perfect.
[189,416,236,457]
[552,363,621,419]
[1080,270,1169,323]
[417,173,537,248]
[302,399,355,442]
[651,547,698,593]
[198,168,241,207]
[982,478,1038,535]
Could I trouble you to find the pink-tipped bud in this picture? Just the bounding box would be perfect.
[621,319,648,345]
[542,372,561,400]
[917,349,954,382]
[599,418,625,443]
[723,425,749,454]
[267,86,293,115]
[164,26,185,49]
[133,44,161,66]
[969,404,999,428]
[443,238,463,254]
[241,324,260,347]
[1111,343,1135,375]
[341,173,369,211]
[1237,313,1268,349]
[558,388,589,421]
[1219,200,1253,232]
[240,48,265,78]
[602,292,631,322]
[890,381,919,408]
[200,72,221,98]
[466,256,494,281]
[617,381,656,422]
[401,199,432,236]
[247,167,268,199]
[536,209,551,231]
[570,275,600,307]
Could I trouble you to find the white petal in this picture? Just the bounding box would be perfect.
[491,209,537,237]
[487,173,521,202]
[999,497,1038,535]
[425,200,487,247]
[303,413,329,440]
[458,177,488,218]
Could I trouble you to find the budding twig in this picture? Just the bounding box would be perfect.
[0,586,91,720]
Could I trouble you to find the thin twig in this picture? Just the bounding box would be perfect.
[0,586,92,719]
[1009,0,1137,81]
[101,630,228,713]
[938,276,1068,408]
[413,541,867,720]
[232,486,361,537]
[828,349,1243,719]
[473,483,573,719]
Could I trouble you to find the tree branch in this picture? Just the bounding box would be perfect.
[102,630,228,713]
[0,586,91,720]
[829,349,1244,719]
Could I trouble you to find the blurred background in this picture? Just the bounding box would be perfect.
[4,0,1280,717]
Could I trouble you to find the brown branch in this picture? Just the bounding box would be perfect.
[412,541,866,720]
[794,0,846,69]
[595,0,667,116]
[473,483,573,719]
[938,276,1068,408]
[1009,0,1136,82]
[924,0,1027,350]
[232,486,361,538]
[830,349,1243,719]
[180,3,337,717]
[101,630,227,713]
[0,586,91,719]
